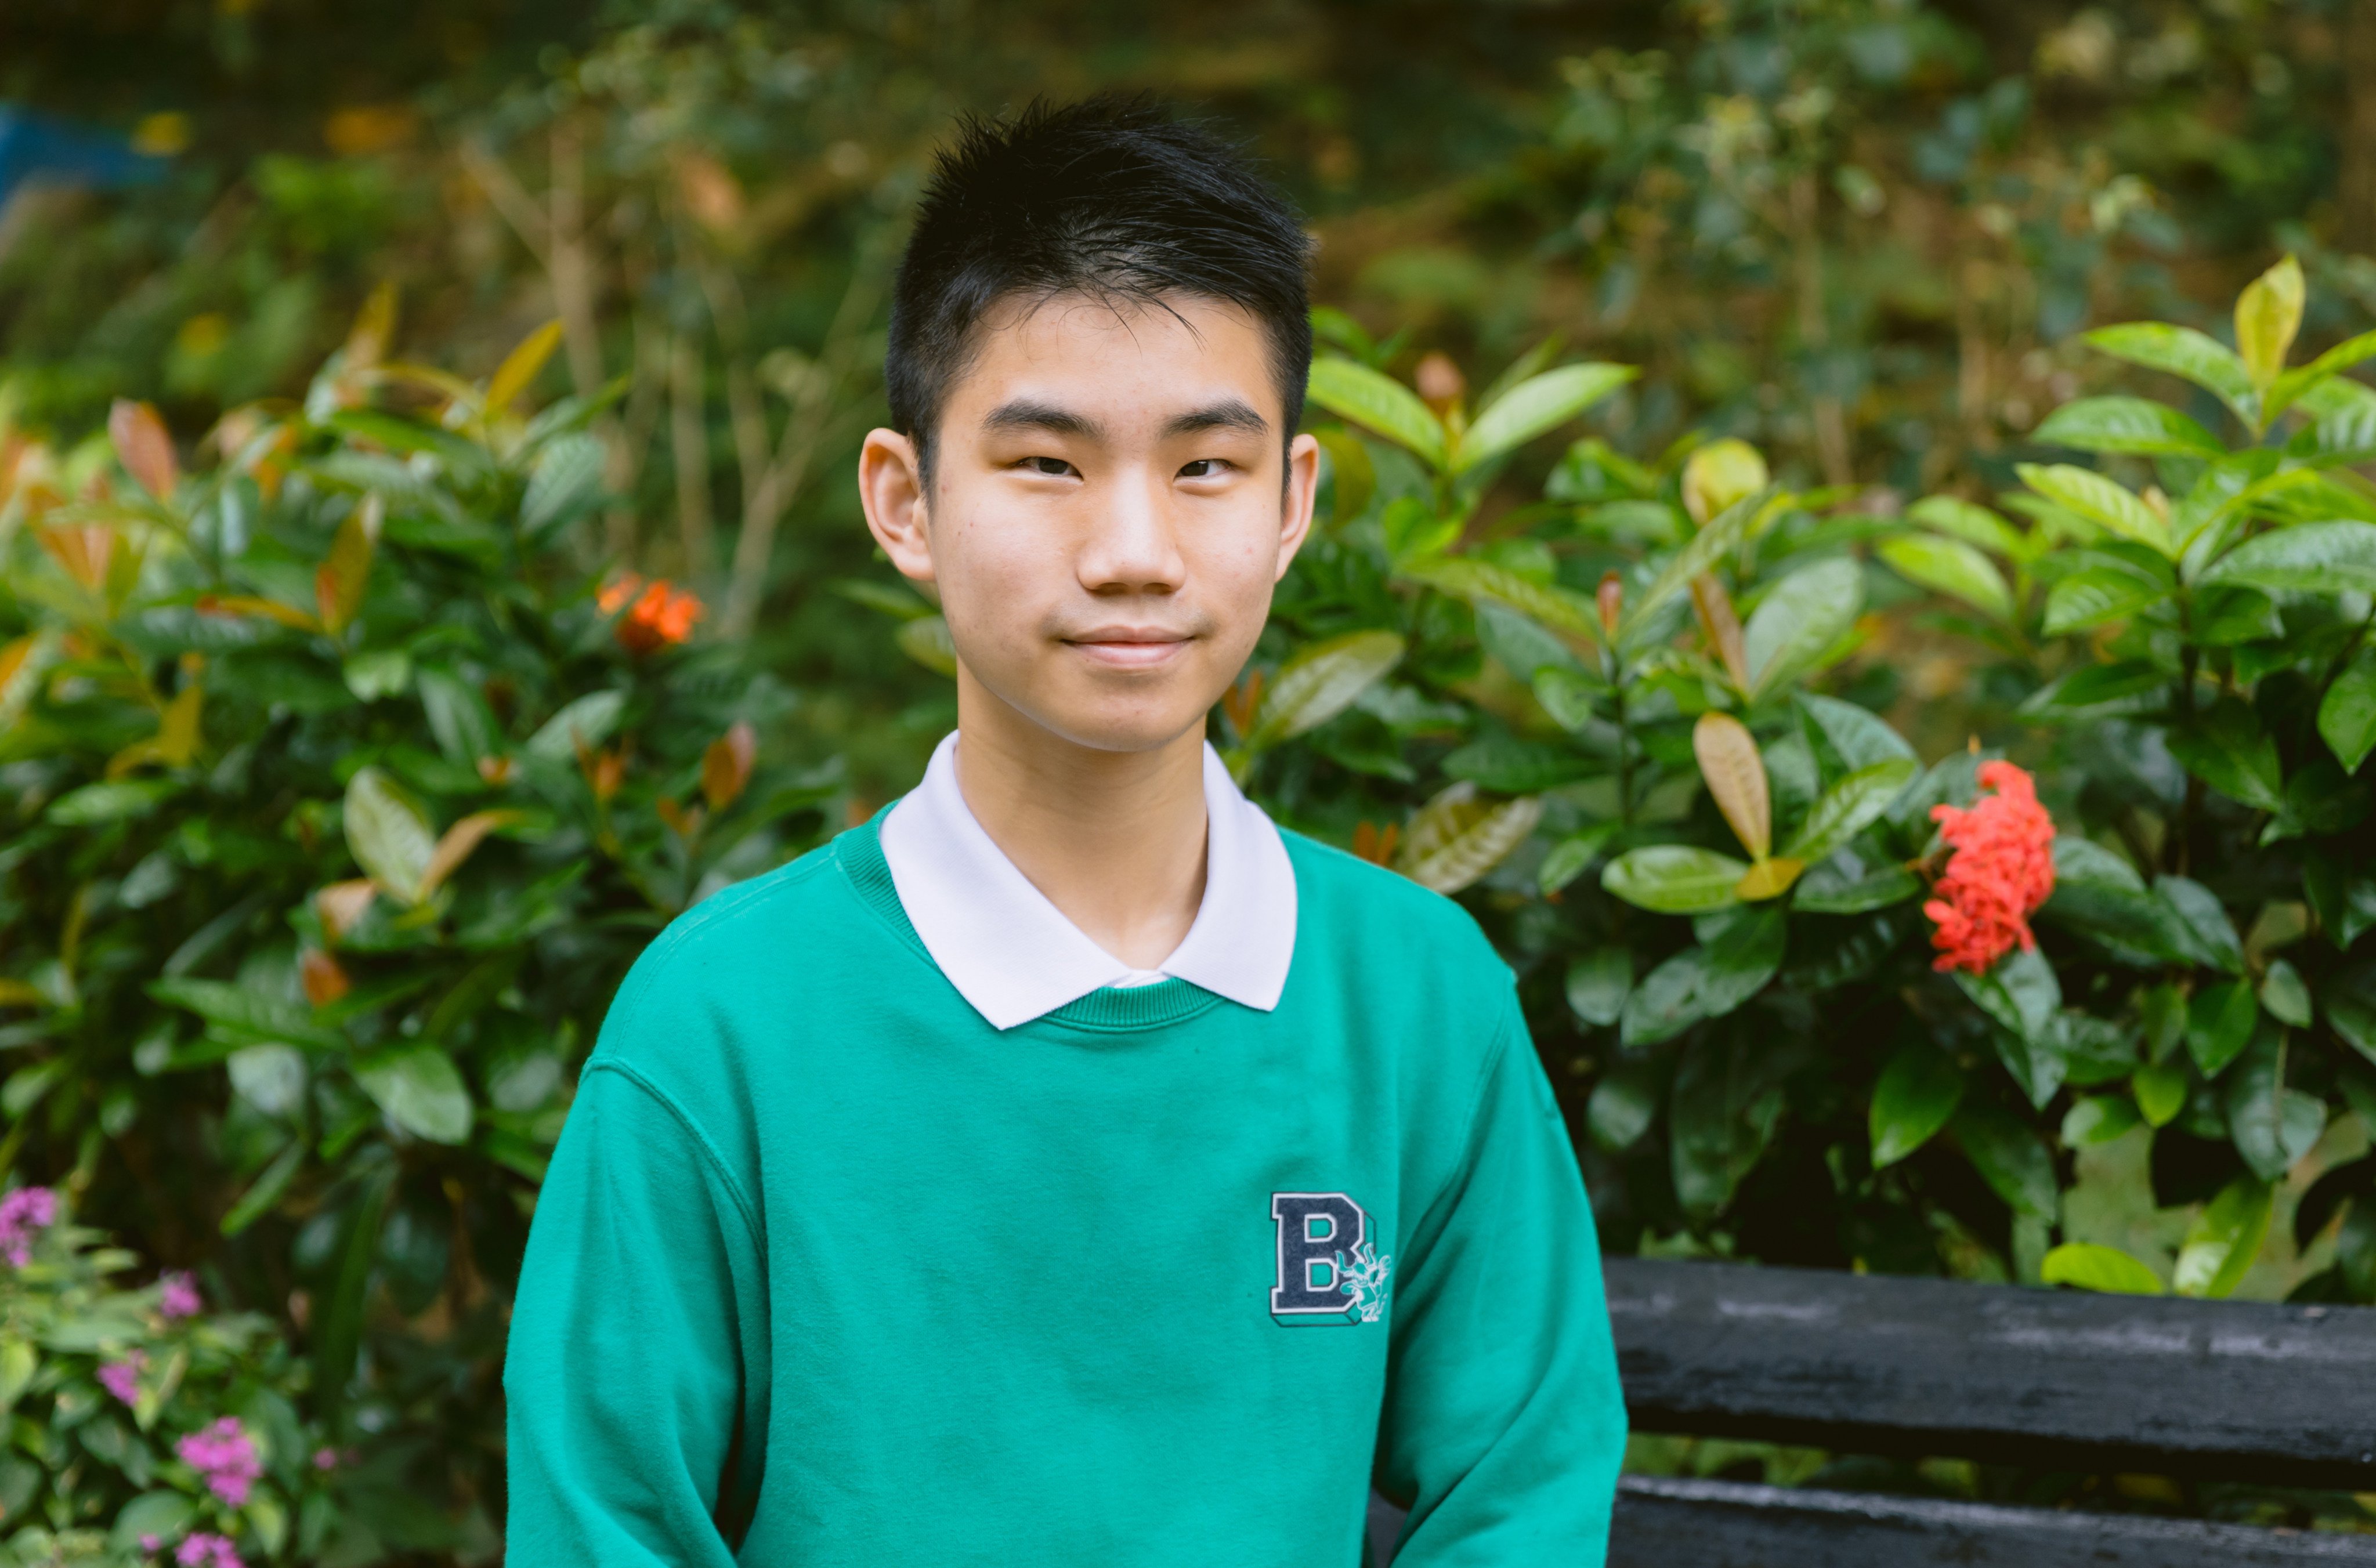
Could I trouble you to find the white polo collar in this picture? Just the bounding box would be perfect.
[877,732,1297,1030]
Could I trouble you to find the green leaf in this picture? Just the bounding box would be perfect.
[1601,845,1751,914]
[2167,698,2283,813]
[2041,1243,2164,1294]
[2061,1094,2142,1146]
[2157,876,2245,973]
[1587,1063,1658,1153]
[2084,321,2256,423]
[1622,490,1761,641]
[1305,358,1446,470]
[1876,534,2013,621]
[1907,495,2028,557]
[1780,758,1916,866]
[1791,855,1920,914]
[1621,908,1785,1048]
[2322,965,2376,1067]
[2266,327,2376,424]
[1796,693,1916,770]
[1743,557,1862,696]
[2015,661,2168,722]
[417,668,501,765]
[1536,823,1617,894]
[2174,1174,2273,1298]
[145,977,343,1051]
[1869,1042,1964,1167]
[2040,558,2167,636]
[521,430,605,535]
[45,778,179,826]
[1952,1102,2057,1219]
[353,1045,475,1145]
[1246,631,1405,749]
[2186,979,2259,1077]
[524,688,626,763]
[2197,520,2376,596]
[1452,362,1633,474]
[1565,948,1633,1027]
[895,614,958,676]
[1397,555,1601,643]
[344,766,436,906]
[108,1494,196,1556]
[1669,1027,1793,1218]
[2259,957,2313,1027]
[2133,1062,2189,1127]
[219,1138,305,1236]
[2319,647,2376,773]
[2225,1033,2324,1180]
[2016,463,2174,555]
[2034,396,2226,457]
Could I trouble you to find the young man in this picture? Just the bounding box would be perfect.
[504,99,1625,1565]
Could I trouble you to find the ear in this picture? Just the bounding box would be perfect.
[859,428,935,583]
[1272,432,1322,583]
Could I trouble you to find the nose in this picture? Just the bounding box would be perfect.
[1076,462,1187,597]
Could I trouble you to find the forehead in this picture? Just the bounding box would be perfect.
[948,291,1281,430]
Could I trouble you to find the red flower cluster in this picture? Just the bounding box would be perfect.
[599,573,703,654]
[1925,761,2056,975]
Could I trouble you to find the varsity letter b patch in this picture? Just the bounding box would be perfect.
[1270,1192,1392,1326]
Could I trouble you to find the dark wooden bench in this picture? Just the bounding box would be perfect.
[1367,1256,2376,1565]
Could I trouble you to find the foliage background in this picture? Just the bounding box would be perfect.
[5,0,2376,1556]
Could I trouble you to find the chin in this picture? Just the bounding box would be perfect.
[1032,683,1212,755]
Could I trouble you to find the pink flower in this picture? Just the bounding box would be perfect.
[158,1270,201,1320]
[1925,761,2057,974]
[138,1535,161,1555]
[176,1418,262,1506]
[99,1350,145,1406]
[312,1446,339,1471]
[175,1534,244,1568]
[0,1186,56,1266]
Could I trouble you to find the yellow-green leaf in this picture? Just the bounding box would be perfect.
[487,319,565,415]
[2042,1243,2164,1295]
[1878,534,2014,622]
[1396,783,1542,894]
[344,766,436,906]
[1734,857,1804,900]
[1246,630,1405,750]
[895,615,957,676]
[1453,362,1633,475]
[2016,463,2173,556]
[2173,1175,2273,1298]
[1601,845,1750,913]
[2234,254,2304,395]
[1681,439,1769,526]
[1305,358,1446,470]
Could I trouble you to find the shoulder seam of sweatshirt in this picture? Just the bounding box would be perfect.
[580,1059,765,1253]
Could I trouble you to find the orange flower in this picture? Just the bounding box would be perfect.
[1924,761,2056,975]
[601,573,703,654]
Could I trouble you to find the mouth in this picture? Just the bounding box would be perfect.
[1061,625,1196,670]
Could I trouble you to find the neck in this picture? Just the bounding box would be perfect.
[950,671,1210,971]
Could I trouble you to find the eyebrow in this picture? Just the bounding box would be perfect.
[1163,400,1270,439]
[981,399,1104,440]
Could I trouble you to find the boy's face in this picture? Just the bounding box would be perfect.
[860,294,1319,756]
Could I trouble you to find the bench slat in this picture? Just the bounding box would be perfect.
[1609,1476,2376,1566]
[1607,1257,2376,1487]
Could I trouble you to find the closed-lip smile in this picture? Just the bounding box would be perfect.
[1064,625,1194,668]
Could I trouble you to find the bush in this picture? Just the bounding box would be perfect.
[0,1184,330,1568]
[0,316,840,1553]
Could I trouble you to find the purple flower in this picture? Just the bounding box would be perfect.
[312,1446,339,1471]
[175,1534,244,1568]
[157,1270,201,1321]
[0,1186,56,1266]
[99,1350,145,1406]
[138,1535,161,1555]
[175,1418,262,1506]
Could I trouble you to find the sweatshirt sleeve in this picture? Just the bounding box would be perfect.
[1373,991,1627,1565]
[503,1061,771,1566]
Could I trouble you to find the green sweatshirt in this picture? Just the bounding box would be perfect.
[502,816,1625,1566]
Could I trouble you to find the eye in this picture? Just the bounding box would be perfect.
[1020,455,1077,477]
[1178,458,1233,479]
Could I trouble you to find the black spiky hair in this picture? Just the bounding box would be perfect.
[885,96,1313,473]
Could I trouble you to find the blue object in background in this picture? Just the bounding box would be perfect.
[0,105,164,205]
